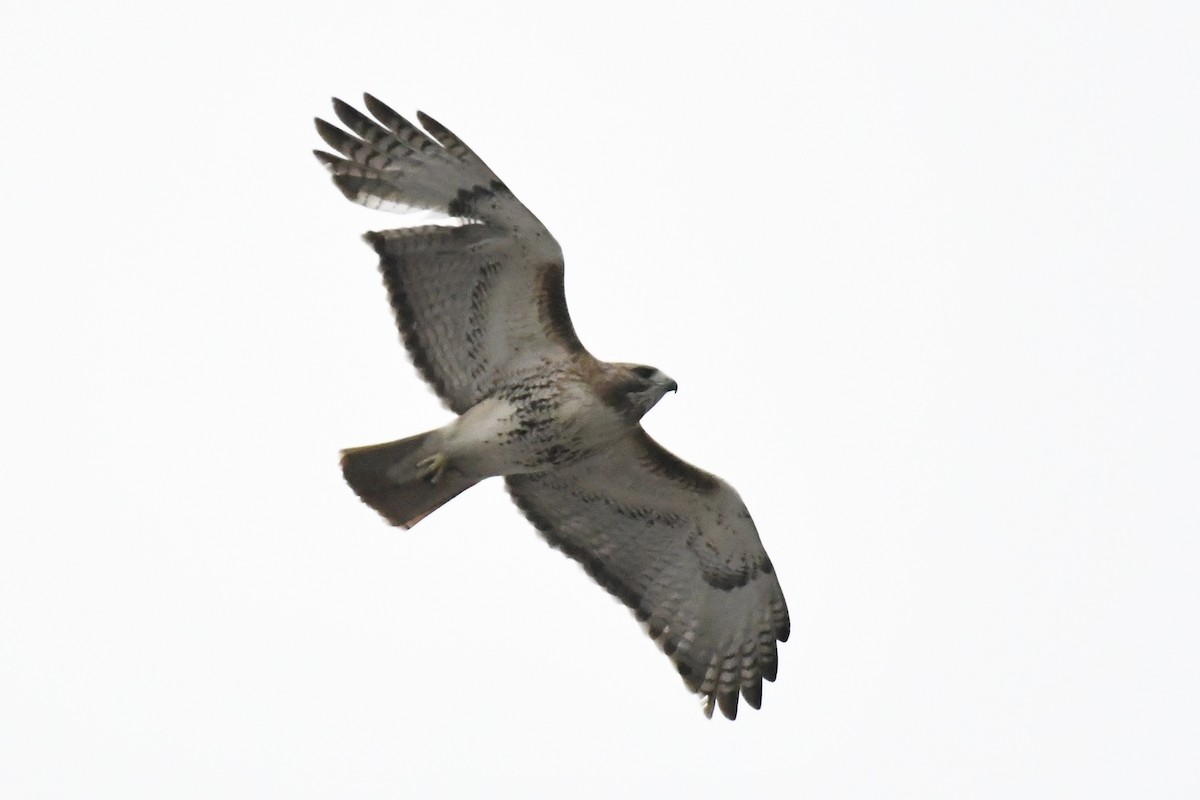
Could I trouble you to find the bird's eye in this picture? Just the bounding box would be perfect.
[632,366,657,380]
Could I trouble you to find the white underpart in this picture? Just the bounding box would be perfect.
[436,397,528,478]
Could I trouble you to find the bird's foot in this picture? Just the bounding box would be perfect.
[415,453,448,484]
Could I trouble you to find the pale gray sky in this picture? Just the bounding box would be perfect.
[2,1,1198,797]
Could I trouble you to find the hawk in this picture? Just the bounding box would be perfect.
[314,95,790,719]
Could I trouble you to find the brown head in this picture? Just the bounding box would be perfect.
[596,363,679,423]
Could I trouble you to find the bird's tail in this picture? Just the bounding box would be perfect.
[340,432,479,529]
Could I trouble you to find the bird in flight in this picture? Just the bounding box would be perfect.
[314,95,789,719]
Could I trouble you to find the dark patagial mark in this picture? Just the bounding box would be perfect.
[632,428,720,494]
[535,262,585,354]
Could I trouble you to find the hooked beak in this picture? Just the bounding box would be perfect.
[664,379,679,393]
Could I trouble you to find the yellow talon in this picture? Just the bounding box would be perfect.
[415,453,448,484]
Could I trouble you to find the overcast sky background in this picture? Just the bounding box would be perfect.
[2,1,1198,797]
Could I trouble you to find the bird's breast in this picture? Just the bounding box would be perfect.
[444,369,629,477]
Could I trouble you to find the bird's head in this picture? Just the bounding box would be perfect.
[605,363,678,422]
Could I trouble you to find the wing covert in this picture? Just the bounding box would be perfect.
[316,96,575,412]
[506,428,790,719]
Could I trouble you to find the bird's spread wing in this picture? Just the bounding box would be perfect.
[315,96,578,413]
[506,428,790,719]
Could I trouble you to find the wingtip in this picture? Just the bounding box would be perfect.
[312,149,339,168]
[362,92,397,124]
[717,689,740,720]
[741,676,764,711]
[314,117,344,149]
[415,110,447,137]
